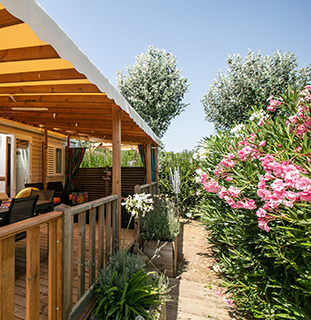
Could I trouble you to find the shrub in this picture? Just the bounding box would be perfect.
[140,196,180,242]
[196,86,311,319]
[94,250,169,320]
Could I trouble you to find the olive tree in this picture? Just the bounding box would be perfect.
[202,50,311,131]
[116,46,189,138]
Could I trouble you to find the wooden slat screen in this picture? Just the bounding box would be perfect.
[73,167,146,201]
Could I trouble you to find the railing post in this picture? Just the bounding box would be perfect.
[62,206,74,320]
[0,236,15,320]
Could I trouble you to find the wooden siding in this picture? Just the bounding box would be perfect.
[0,120,67,189]
[73,167,146,201]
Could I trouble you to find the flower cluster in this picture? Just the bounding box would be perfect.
[193,146,207,161]
[197,86,311,232]
[122,193,153,218]
[230,124,245,137]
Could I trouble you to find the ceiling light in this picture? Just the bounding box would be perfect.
[11,107,48,111]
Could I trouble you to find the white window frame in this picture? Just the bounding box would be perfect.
[47,145,65,177]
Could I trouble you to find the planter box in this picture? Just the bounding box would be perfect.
[143,238,178,278]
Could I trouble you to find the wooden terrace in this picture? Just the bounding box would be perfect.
[0,182,158,320]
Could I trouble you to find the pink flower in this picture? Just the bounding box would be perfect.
[267,97,281,112]
[256,208,267,218]
[244,199,256,210]
[283,200,294,208]
[233,201,245,209]
[224,298,235,308]
[258,175,266,189]
[225,176,233,182]
[215,290,222,297]
[227,186,241,198]
[259,141,266,147]
[218,187,227,199]
[224,196,235,207]
[220,158,235,168]
[258,118,265,126]
[258,219,270,232]
[300,186,311,201]
[257,188,272,201]
[296,177,311,190]
[285,191,298,202]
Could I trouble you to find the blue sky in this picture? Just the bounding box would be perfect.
[37,0,311,152]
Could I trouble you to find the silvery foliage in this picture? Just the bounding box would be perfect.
[116,46,189,138]
[202,50,311,131]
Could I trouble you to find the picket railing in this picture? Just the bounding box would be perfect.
[0,211,63,320]
[62,195,119,320]
[0,194,119,320]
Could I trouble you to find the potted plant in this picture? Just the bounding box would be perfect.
[140,196,180,277]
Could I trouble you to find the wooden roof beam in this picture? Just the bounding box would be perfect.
[0,45,59,63]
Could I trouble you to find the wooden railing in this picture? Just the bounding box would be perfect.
[62,195,119,320]
[0,211,63,320]
[133,182,158,247]
[0,194,119,320]
[136,181,158,196]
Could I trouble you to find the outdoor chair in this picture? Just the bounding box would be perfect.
[6,195,39,241]
[30,189,55,213]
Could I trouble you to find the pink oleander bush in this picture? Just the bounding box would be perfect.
[196,86,311,319]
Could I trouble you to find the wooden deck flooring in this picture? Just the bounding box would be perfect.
[13,222,135,320]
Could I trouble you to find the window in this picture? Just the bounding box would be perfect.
[55,148,62,174]
[48,145,64,176]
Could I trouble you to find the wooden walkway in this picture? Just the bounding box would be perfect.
[13,223,135,320]
[165,220,235,320]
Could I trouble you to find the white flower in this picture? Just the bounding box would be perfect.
[186,212,192,218]
[230,124,245,137]
[249,110,267,121]
[196,168,203,175]
[122,193,153,218]
[213,264,222,273]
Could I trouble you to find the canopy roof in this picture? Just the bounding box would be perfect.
[0,0,161,145]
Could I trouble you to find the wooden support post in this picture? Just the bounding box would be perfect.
[112,106,121,248]
[62,206,74,320]
[146,143,152,185]
[42,128,48,189]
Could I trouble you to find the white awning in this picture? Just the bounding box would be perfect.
[0,0,161,146]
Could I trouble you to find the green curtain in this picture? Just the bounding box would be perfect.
[65,147,86,191]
